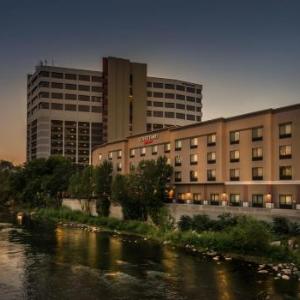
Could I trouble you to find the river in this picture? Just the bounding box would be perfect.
[0,212,299,300]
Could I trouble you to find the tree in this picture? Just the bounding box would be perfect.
[0,161,15,206]
[95,160,113,217]
[68,166,96,213]
[111,156,173,223]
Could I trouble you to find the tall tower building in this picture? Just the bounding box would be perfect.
[26,57,203,165]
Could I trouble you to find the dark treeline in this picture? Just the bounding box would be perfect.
[0,156,173,224]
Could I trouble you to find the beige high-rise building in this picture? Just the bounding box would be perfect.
[26,57,203,165]
[92,104,300,209]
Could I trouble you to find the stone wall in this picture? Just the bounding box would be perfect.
[62,199,300,222]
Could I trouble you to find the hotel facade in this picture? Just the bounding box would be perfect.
[26,57,202,165]
[92,104,300,209]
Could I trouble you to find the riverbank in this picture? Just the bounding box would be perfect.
[28,207,300,278]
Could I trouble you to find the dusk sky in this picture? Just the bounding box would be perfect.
[0,0,299,164]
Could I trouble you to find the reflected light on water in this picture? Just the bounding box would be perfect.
[215,269,232,300]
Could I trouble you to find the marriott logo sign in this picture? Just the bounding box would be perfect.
[140,134,159,145]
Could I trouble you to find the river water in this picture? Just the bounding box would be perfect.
[0,212,299,300]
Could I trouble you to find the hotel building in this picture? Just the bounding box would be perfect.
[92,104,300,209]
[27,57,202,165]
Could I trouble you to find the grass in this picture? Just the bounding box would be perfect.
[32,207,300,267]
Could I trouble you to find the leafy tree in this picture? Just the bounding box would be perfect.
[0,161,15,206]
[111,156,173,223]
[95,160,113,217]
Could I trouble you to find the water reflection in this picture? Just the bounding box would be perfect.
[0,213,300,300]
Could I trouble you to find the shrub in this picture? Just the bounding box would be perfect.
[226,217,272,254]
[272,217,291,235]
[212,213,238,231]
[178,215,193,231]
[191,214,212,232]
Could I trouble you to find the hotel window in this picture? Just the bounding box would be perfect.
[210,193,219,205]
[207,133,216,146]
[190,137,198,149]
[78,75,90,81]
[175,140,182,151]
[207,152,216,164]
[153,82,163,88]
[51,72,63,79]
[108,152,113,160]
[190,154,198,165]
[165,102,175,108]
[176,94,185,101]
[252,147,263,161]
[65,94,77,100]
[164,143,171,153]
[230,194,241,206]
[147,81,152,87]
[52,93,63,99]
[117,162,122,172]
[147,101,152,106]
[176,103,185,110]
[51,103,63,110]
[252,167,263,180]
[147,110,152,117]
[165,111,175,118]
[140,147,146,157]
[187,115,196,121]
[92,76,101,82]
[130,148,135,158]
[252,194,264,208]
[152,145,158,155]
[193,193,201,203]
[187,96,195,102]
[175,171,182,182]
[186,105,196,111]
[79,85,90,91]
[252,127,263,141]
[165,83,175,89]
[230,150,240,163]
[147,91,152,97]
[230,168,240,181]
[279,194,293,209]
[279,166,292,180]
[279,145,292,159]
[175,155,182,166]
[51,82,63,89]
[279,123,292,139]
[65,73,77,80]
[230,131,240,144]
[153,111,163,117]
[176,85,185,91]
[153,92,163,98]
[153,101,163,107]
[190,170,198,182]
[207,169,216,181]
[187,87,195,93]
[117,150,122,159]
[165,93,175,99]
[176,113,185,119]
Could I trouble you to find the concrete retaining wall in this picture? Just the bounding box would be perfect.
[62,199,300,222]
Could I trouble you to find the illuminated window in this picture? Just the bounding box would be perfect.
[207,152,216,164]
[280,166,292,180]
[279,123,292,138]
[190,137,198,148]
[152,145,158,155]
[117,150,122,159]
[190,154,198,165]
[140,147,146,156]
[230,131,240,144]
[279,194,293,209]
[175,171,182,182]
[207,134,216,146]
[190,170,198,182]
[279,145,292,159]
[164,143,171,153]
[252,127,263,141]
[175,140,182,151]
[175,155,181,166]
[252,147,263,161]
[230,168,240,181]
[207,169,216,181]
[130,148,136,158]
[230,150,240,162]
[108,152,113,160]
[230,194,240,206]
[252,167,263,180]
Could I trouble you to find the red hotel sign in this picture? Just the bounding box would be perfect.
[140,134,158,145]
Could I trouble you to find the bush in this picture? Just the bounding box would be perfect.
[226,217,272,254]
[273,217,291,235]
[212,213,238,231]
[192,214,212,232]
[178,215,193,231]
